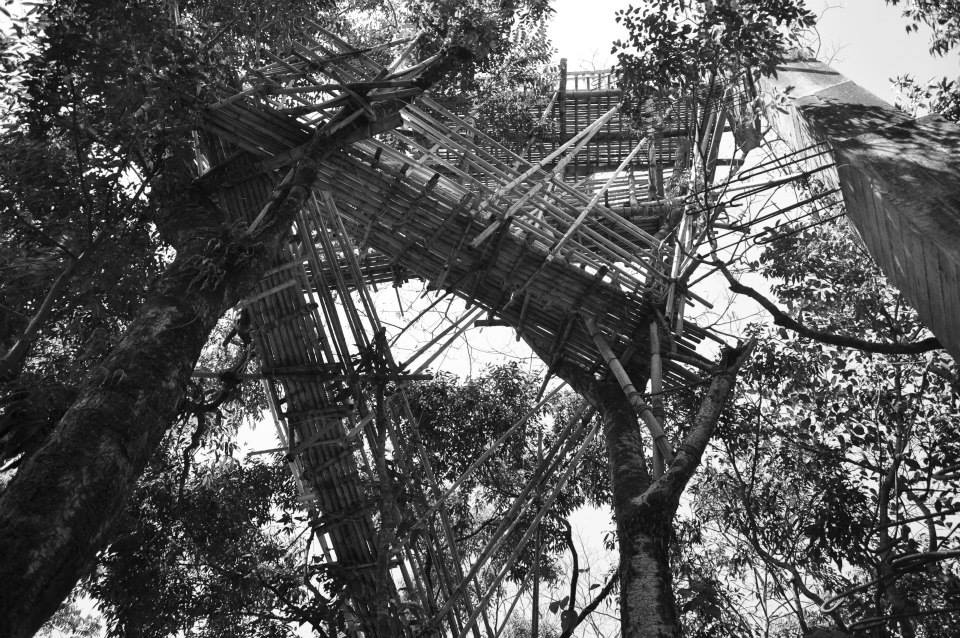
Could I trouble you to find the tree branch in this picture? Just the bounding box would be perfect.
[715,261,941,355]
[648,339,756,506]
[0,257,80,382]
[559,517,579,615]
[558,567,618,638]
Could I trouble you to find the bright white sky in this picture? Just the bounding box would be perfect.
[549,0,960,103]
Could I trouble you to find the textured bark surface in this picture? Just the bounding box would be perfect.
[594,381,681,638]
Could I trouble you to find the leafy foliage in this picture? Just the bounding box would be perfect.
[0,0,332,468]
[405,0,553,91]
[887,1,960,122]
[888,0,960,56]
[403,363,609,584]
[894,73,960,122]
[613,0,815,122]
[36,597,105,638]
[400,0,557,155]
[679,200,960,635]
[87,449,338,638]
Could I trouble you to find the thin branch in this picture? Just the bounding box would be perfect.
[9,210,77,260]
[0,257,80,382]
[559,517,578,617]
[558,567,618,638]
[715,261,942,355]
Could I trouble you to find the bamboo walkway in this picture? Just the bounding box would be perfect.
[194,26,751,637]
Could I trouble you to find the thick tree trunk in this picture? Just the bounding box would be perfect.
[552,342,754,638]
[595,380,681,637]
[0,225,279,638]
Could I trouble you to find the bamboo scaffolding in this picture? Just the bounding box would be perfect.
[455,415,601,638]
[425,402,592,630]
[195,27,751,635]
[316,193,494,634]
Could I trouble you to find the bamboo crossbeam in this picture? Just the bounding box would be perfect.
[386,31,423,74]
[583,315,674,464]
[548,135,650,259]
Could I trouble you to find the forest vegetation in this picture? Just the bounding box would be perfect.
[2,1,960,637]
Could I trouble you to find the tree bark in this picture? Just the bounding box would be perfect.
[0,221,279,637]
[594,379,680,638]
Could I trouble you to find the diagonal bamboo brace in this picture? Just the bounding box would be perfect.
[583,316,675,465]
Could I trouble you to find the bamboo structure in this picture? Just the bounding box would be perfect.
[191,25,758,636]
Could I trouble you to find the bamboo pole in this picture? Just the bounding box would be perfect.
[531,430,543,638]
[456,417,601,638]
[322,192,496,635]
[649,321,666,479]
[433,383,565,509]
[547,135,650,259]
[582,315,674,464]
[426,403,591,630]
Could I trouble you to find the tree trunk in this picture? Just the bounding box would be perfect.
[552,342,754,638]
[0,222,281,638]
[595,380,681,637]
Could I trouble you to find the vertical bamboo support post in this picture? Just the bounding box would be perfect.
[583,316,674,465]
[558,58,568,142]
[648,133,663,200]
[649,321,666,479]
[665,205,689,329]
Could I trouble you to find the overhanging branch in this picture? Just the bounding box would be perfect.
[715,261,941,355]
